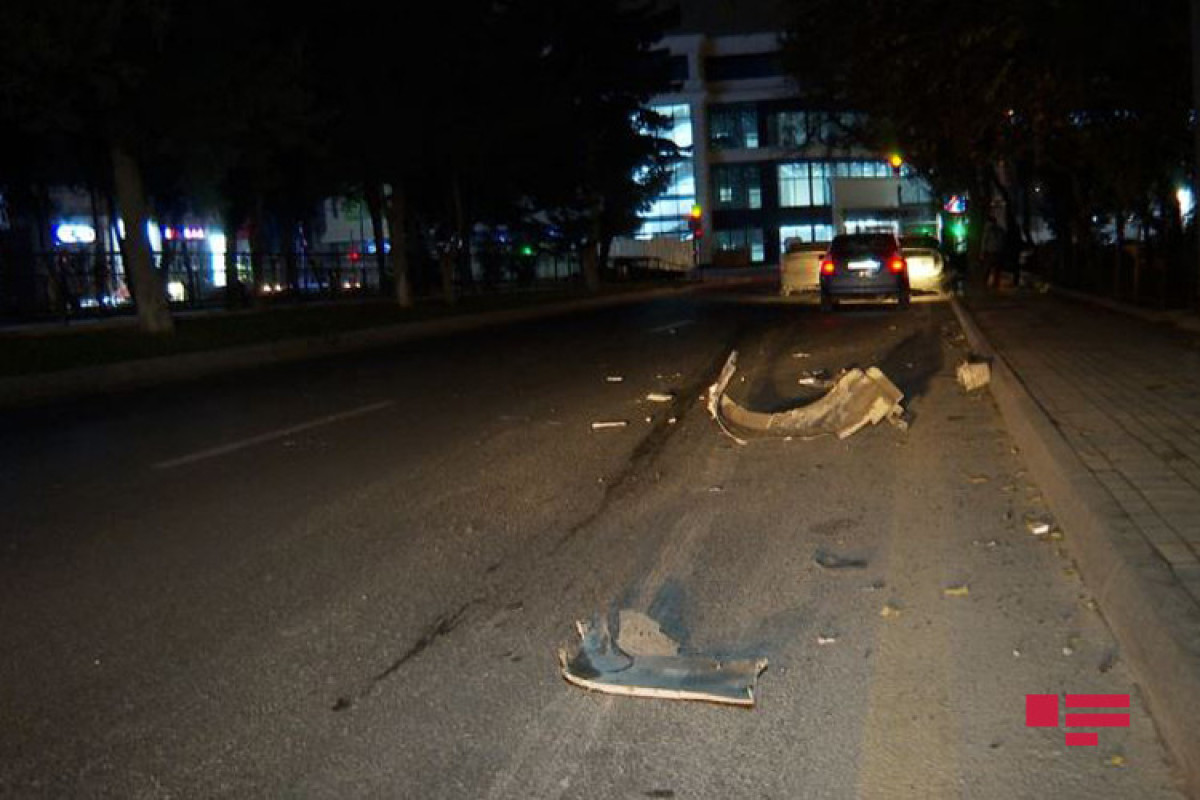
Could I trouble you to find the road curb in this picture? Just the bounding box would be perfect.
[951,296,1200,796]
[1,281,747,409]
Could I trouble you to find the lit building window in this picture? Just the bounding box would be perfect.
[715,228,765,262]
[710,104,758,150]
[712,165,762,210]
[637,104,696,238]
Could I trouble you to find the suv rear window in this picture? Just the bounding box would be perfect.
[829,234,896,258]
[901,235,941,250]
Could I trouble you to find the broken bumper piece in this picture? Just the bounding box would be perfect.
[706,350,906,443]
[558,619,767,707]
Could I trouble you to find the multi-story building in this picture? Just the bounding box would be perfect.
[638,3,937,266]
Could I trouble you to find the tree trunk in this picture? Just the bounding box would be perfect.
[365,182,389,294]
[452,173,472,291]
[249,196,266,301]
[223,203,243,309]
[439,248,457,305]
[385,183,412,308]
[111,145,173,335]
[582,202,603,293]
[89,185,109,306]
[283,219,297,293]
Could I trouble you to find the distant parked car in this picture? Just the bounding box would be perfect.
[818,232,909,311]
[780,240,829,296]
[901,235,946,292]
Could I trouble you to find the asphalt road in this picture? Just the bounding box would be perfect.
[0,287,1186,798]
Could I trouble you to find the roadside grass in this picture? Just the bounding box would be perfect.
[0,281,677,377]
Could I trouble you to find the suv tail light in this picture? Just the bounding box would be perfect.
[888,256,906,274]
[820,258,835,275]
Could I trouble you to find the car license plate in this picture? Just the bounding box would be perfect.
[848,259,878,272]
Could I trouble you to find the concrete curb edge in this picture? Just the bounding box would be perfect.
[2,281,748,409]
[951,296,1200,797]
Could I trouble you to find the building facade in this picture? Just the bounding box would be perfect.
[639,29,936,267]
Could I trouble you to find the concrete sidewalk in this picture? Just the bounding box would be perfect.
[954,290,1200,795]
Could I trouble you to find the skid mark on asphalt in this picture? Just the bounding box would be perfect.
[484,693,615,800]
[331,596,484,712]
[853,359,966,798]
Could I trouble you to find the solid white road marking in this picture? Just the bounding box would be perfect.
[647,319,695,334]
[153,400,394,470]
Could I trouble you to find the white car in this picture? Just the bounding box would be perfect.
[780,240,830,295]
[900,235,946,292]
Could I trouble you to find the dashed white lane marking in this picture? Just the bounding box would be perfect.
[152,400,394,470]
[647,319,695,334]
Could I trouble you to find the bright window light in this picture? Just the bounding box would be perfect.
[208,231,227,288]
[1177,187,1195,223]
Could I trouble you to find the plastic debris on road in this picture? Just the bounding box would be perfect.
[956,360,991,392]
[1026,519,1052,537]
[646,392,674,403]
[605,376,624,383]
[706,351,906,443]
[880,603,902,619]
[591,421,629,430]
[943,585,970,597]
[559,613,767,707]
[797,368,833,387]
[817,634,838,645]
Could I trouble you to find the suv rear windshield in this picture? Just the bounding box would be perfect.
[829,234,896,258]
[901,235,941,250]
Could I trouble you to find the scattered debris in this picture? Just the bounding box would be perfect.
[957,360,992,392]
[1062,567,1078,579]
[973,539,1000,549]
[646,392,675,403]
[880,603,902,619]
[863,580,886,592]
[591,421,629,430]
[707,351,906,443]
[943,584,970,598]
[797,368,834,387]
[792,352,812,359]
[1106,755,1126,768]
[1013,648,1022,658]
[1099,649,1118,674]
[668,417,677,425]
[968,475,990,484]
[814,550,869,570]
[817,634,838,645]
[1026,519,1052,537]
[1084,598,1099,612]
[1049,530,1064,541]
[707,486,724,494]
[558,616,767,706]
[606,376,625,383]
[645,417,654,424]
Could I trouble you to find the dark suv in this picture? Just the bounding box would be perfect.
[818,232,910,311]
